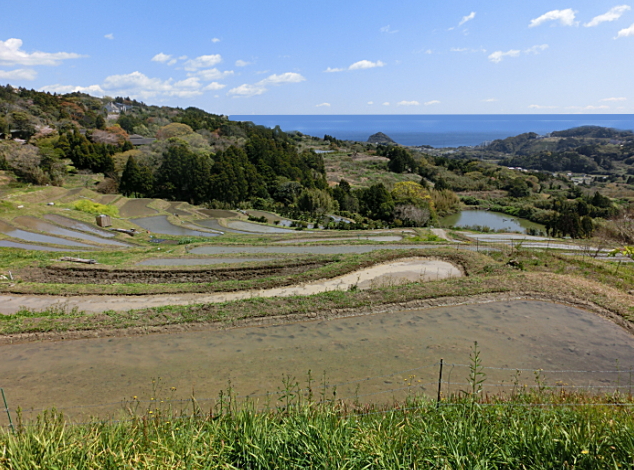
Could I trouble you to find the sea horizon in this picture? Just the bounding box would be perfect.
[229,114,634,148]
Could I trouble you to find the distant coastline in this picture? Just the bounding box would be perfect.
[229,114,634,148]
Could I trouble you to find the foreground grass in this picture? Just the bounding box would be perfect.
[2,389,634,469]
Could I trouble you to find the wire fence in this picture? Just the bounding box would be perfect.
[3,358,634,431]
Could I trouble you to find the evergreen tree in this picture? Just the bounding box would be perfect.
[120,155,142,197]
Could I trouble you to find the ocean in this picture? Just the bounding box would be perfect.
[229,114,634,148]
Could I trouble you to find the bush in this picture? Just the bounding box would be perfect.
[74,199,119,217]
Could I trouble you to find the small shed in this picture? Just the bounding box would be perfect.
[96,214,111,227]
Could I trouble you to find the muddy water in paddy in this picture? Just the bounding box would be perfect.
[1,301,633,423]
[133,216,220,237]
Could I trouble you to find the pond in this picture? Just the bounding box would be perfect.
[132,216,221,237]
[1,300,632,423]
[440,210,545,234]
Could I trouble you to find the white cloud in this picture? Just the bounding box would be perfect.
[183,54,222,71]
[228,84,267,97]
[0,38,83,66]
[380,25,398,34]
[235,60,251,67]
[189,68,234,81]
[525,44,549,54]
[316,102,331,107]
[258,72,305,85]
[424,100,440,106]
[451,48,469,52]
[0,68,37,80]
[151,53,172,63]
[616,22,634,37]
[601,97,627,102]
[383,102,390,106]
[488,49,521,63]
[459,12,476,26]
[40,84,105,95]
[104,33,114,40]
[211,38,221,43]
[483,98,498,102]
[324,67,345,73]
[228,72,305,98]
[203,82,226,91]
[528,104,558,109]
[529,9,577,28]
[101,71,205,99]
[566,105,610,110]
[367,101,374,105]
[397,100,420,106]
[585,5,631,27]
[349,59,385,70]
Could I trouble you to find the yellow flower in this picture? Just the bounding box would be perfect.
[581,450,589,455]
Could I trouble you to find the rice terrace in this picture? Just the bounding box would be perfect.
[2,51,634,465]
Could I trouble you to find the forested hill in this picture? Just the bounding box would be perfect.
[0,84,327,205]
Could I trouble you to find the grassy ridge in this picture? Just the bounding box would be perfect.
[1,249,632,339]
[2,390,634,468]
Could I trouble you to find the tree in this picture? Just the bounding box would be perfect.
[507,178,530,198]
[119,155,142,197]
[360,183,394,221]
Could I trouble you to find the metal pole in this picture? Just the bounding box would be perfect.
[1,388,14,433]
[436,359,444,409]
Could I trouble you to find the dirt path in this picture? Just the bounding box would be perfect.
[430,228,456,242]
[0,258,462,314]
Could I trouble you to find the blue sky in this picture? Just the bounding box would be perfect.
[1,0,633,115]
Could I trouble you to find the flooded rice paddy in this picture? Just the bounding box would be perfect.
[190,244,471,255]
[0,258,462,314]
[225,220,295,234]
[276,236,403,244]
[194,219,251,233]
[133,216,221,237]
[197,209,239,218]
[1,300,633,422]
[43,214,116,238]
[0,219,93,248]
[15,216,129,247]
[137,257,277,266]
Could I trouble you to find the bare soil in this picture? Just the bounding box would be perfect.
[18,260,329,285]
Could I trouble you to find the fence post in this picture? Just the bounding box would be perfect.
[436,359,444,409]
[1,388,14,433]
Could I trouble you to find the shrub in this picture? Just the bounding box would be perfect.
[74,199,119,217]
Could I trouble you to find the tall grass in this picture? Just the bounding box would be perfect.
[2,387,633,469]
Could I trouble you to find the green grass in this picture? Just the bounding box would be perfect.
[2,388,634,468]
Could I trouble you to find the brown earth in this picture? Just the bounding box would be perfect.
[18,260,330,285]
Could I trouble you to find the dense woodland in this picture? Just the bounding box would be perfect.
[1,85,633,237]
